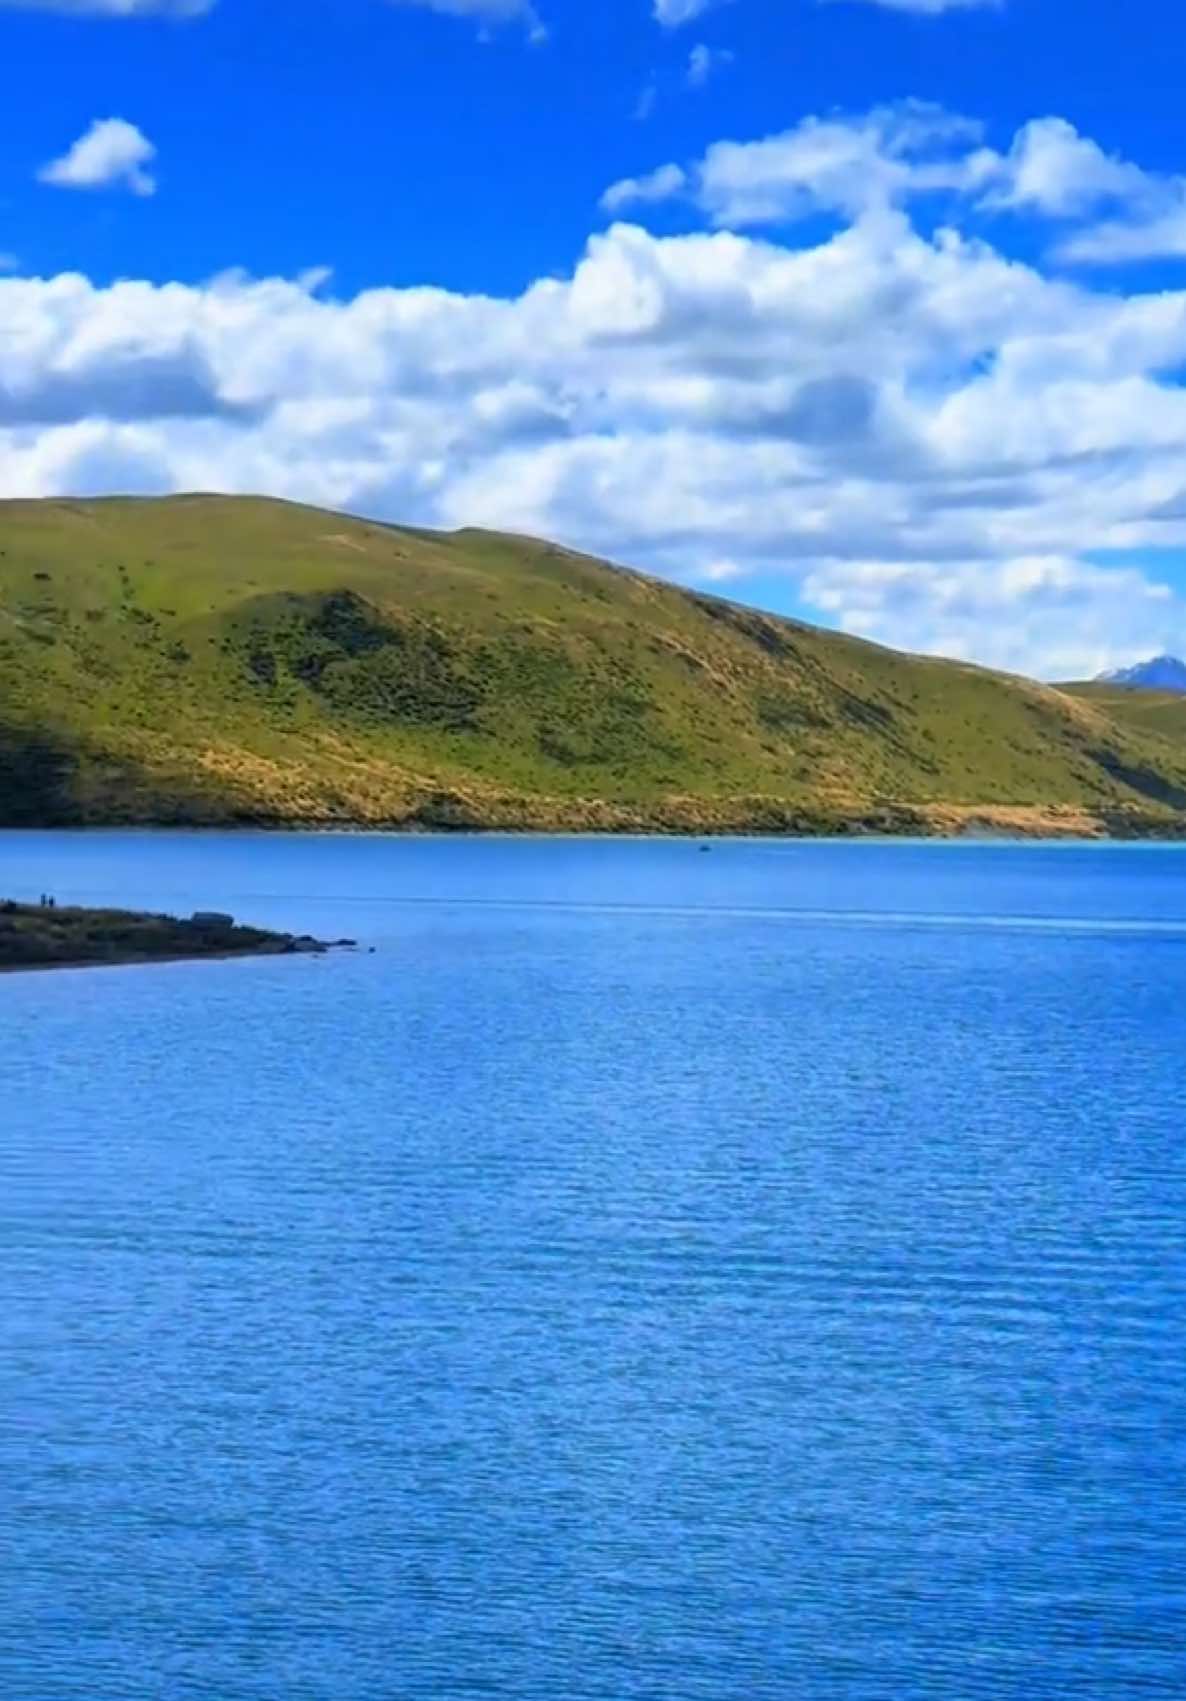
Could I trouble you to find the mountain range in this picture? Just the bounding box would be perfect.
[1096,656,1186,692]
[3,494,1186,837]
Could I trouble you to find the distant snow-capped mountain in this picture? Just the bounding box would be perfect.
[1096,655,1186,691]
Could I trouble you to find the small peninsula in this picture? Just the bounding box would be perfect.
[0,898,345,973]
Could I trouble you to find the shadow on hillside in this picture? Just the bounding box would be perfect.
[0,722,245,826]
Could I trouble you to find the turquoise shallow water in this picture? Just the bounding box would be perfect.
[5,833,1186,1700]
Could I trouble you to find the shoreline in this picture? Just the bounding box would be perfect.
[3,812,1186,843]
[0,900,353,976]
[0,943,313,977]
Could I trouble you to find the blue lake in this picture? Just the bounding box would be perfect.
[5,833,1186,1700]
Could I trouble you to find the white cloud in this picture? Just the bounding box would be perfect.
[978,117,1186,264]
[1062,208,1186,266]
[990,118,1150,219]
[834,0,1001,12]
[654,0,727,27]
[1,0,546,30]
[634,82,658,123]
[8,103,1186,677]
[699,105,995,224]
[687,43,734,88]
[802,556,1178,679]
[1026,130,1186,264]
[601,103,1186,272]
[604,104,999,226]
[0,0,212,13]
[657,0,999,13]
[696,558,745,583]
[601,163,686,214]
[38,118,157,196]
[386,0,545,38]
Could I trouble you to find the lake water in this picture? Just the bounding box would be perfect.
[5,833,1186,1700]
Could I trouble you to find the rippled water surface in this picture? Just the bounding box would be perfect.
[5,833,1186,1700]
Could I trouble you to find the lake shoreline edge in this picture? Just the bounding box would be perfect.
[0,899,354,975]
[5,803,1186,842]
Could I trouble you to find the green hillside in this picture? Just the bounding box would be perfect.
[1061,682,1186,744]
[3,493,1186,836]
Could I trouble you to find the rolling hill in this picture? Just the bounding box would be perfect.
[3,494,1186,837]
[1063,681,1186,746]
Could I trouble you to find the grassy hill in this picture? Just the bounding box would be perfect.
[1061,682,1186,745]
[3,493,1186,836]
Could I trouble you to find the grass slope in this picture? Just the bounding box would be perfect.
[1061,682,1186,744]
[3,494,1186,835]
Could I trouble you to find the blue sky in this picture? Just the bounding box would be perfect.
[5,0,1186,676]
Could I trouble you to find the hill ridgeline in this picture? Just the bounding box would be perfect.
[3,494,1186,837]
[1095,655,1186,692]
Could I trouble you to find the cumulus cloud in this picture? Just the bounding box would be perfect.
[2,0,548,30]
[654,0,727,27]
[687,43,734,88]
[0,0,212,13]
[7,103,1186,677]
[601,162,687,214]
[989,118,1150,219]
[1064,210,1186,266]
[974,117,1186,265]
[696,558,745,583]
[1037,142,1186,265]
[802,556,1177,679]
[38,118,157,195]
[834,0,1001,12]
[661,0,995,16]
[633,83,658,123]
[601,103,1186,272]
[603,103,999,225]
[385,0,545,38]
